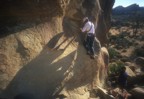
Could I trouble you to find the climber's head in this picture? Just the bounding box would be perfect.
[83,17,89,22]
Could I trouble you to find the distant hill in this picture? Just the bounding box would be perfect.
[113,4,144,15]
[111,4,144,27]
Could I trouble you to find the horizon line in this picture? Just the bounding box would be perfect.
[113,3,144,8]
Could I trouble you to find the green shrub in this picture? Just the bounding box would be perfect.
[108,48,118,59]
[108,61,125,75]
[109,62,118,74]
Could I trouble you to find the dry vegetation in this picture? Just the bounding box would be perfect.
[107,11,144,98]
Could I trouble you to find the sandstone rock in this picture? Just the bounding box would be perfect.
[130,87,144,99]
[124,62,131,66]
[128,66,136,72]
[125,66,136,77]
[135,57,144,66]
[0,0,114,98]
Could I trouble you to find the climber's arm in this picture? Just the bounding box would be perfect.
[81,23,89,33]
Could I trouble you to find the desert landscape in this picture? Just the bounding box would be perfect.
[106,4,144,99]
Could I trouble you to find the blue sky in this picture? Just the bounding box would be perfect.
[113,0,144,8]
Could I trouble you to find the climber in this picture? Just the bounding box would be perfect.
[80,17,96,59]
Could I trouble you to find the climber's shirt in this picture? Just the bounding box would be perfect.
[82,21,95,34]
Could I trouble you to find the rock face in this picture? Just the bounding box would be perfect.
[0,0,114,99]
[135,57,144,66]
[131,87,144,99]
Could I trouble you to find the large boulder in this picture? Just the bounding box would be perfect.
[130,87,144,99]
[135,57,144,67]
[0,0,114,98]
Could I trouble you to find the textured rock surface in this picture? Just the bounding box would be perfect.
[135,57,144,67]
[0,0,114,98]
[131,87,144,99]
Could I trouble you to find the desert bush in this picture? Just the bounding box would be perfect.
[108,48,119,59]
[108,61,125,75]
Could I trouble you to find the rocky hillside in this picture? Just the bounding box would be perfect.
[0,0,114,99]
[112,4,144,25]
[107,4,144,98]
[113,4,144,15]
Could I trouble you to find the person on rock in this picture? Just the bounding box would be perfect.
[80,17,97,59]
[118,66,128,90]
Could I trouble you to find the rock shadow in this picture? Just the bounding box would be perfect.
[1,33,77,99]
